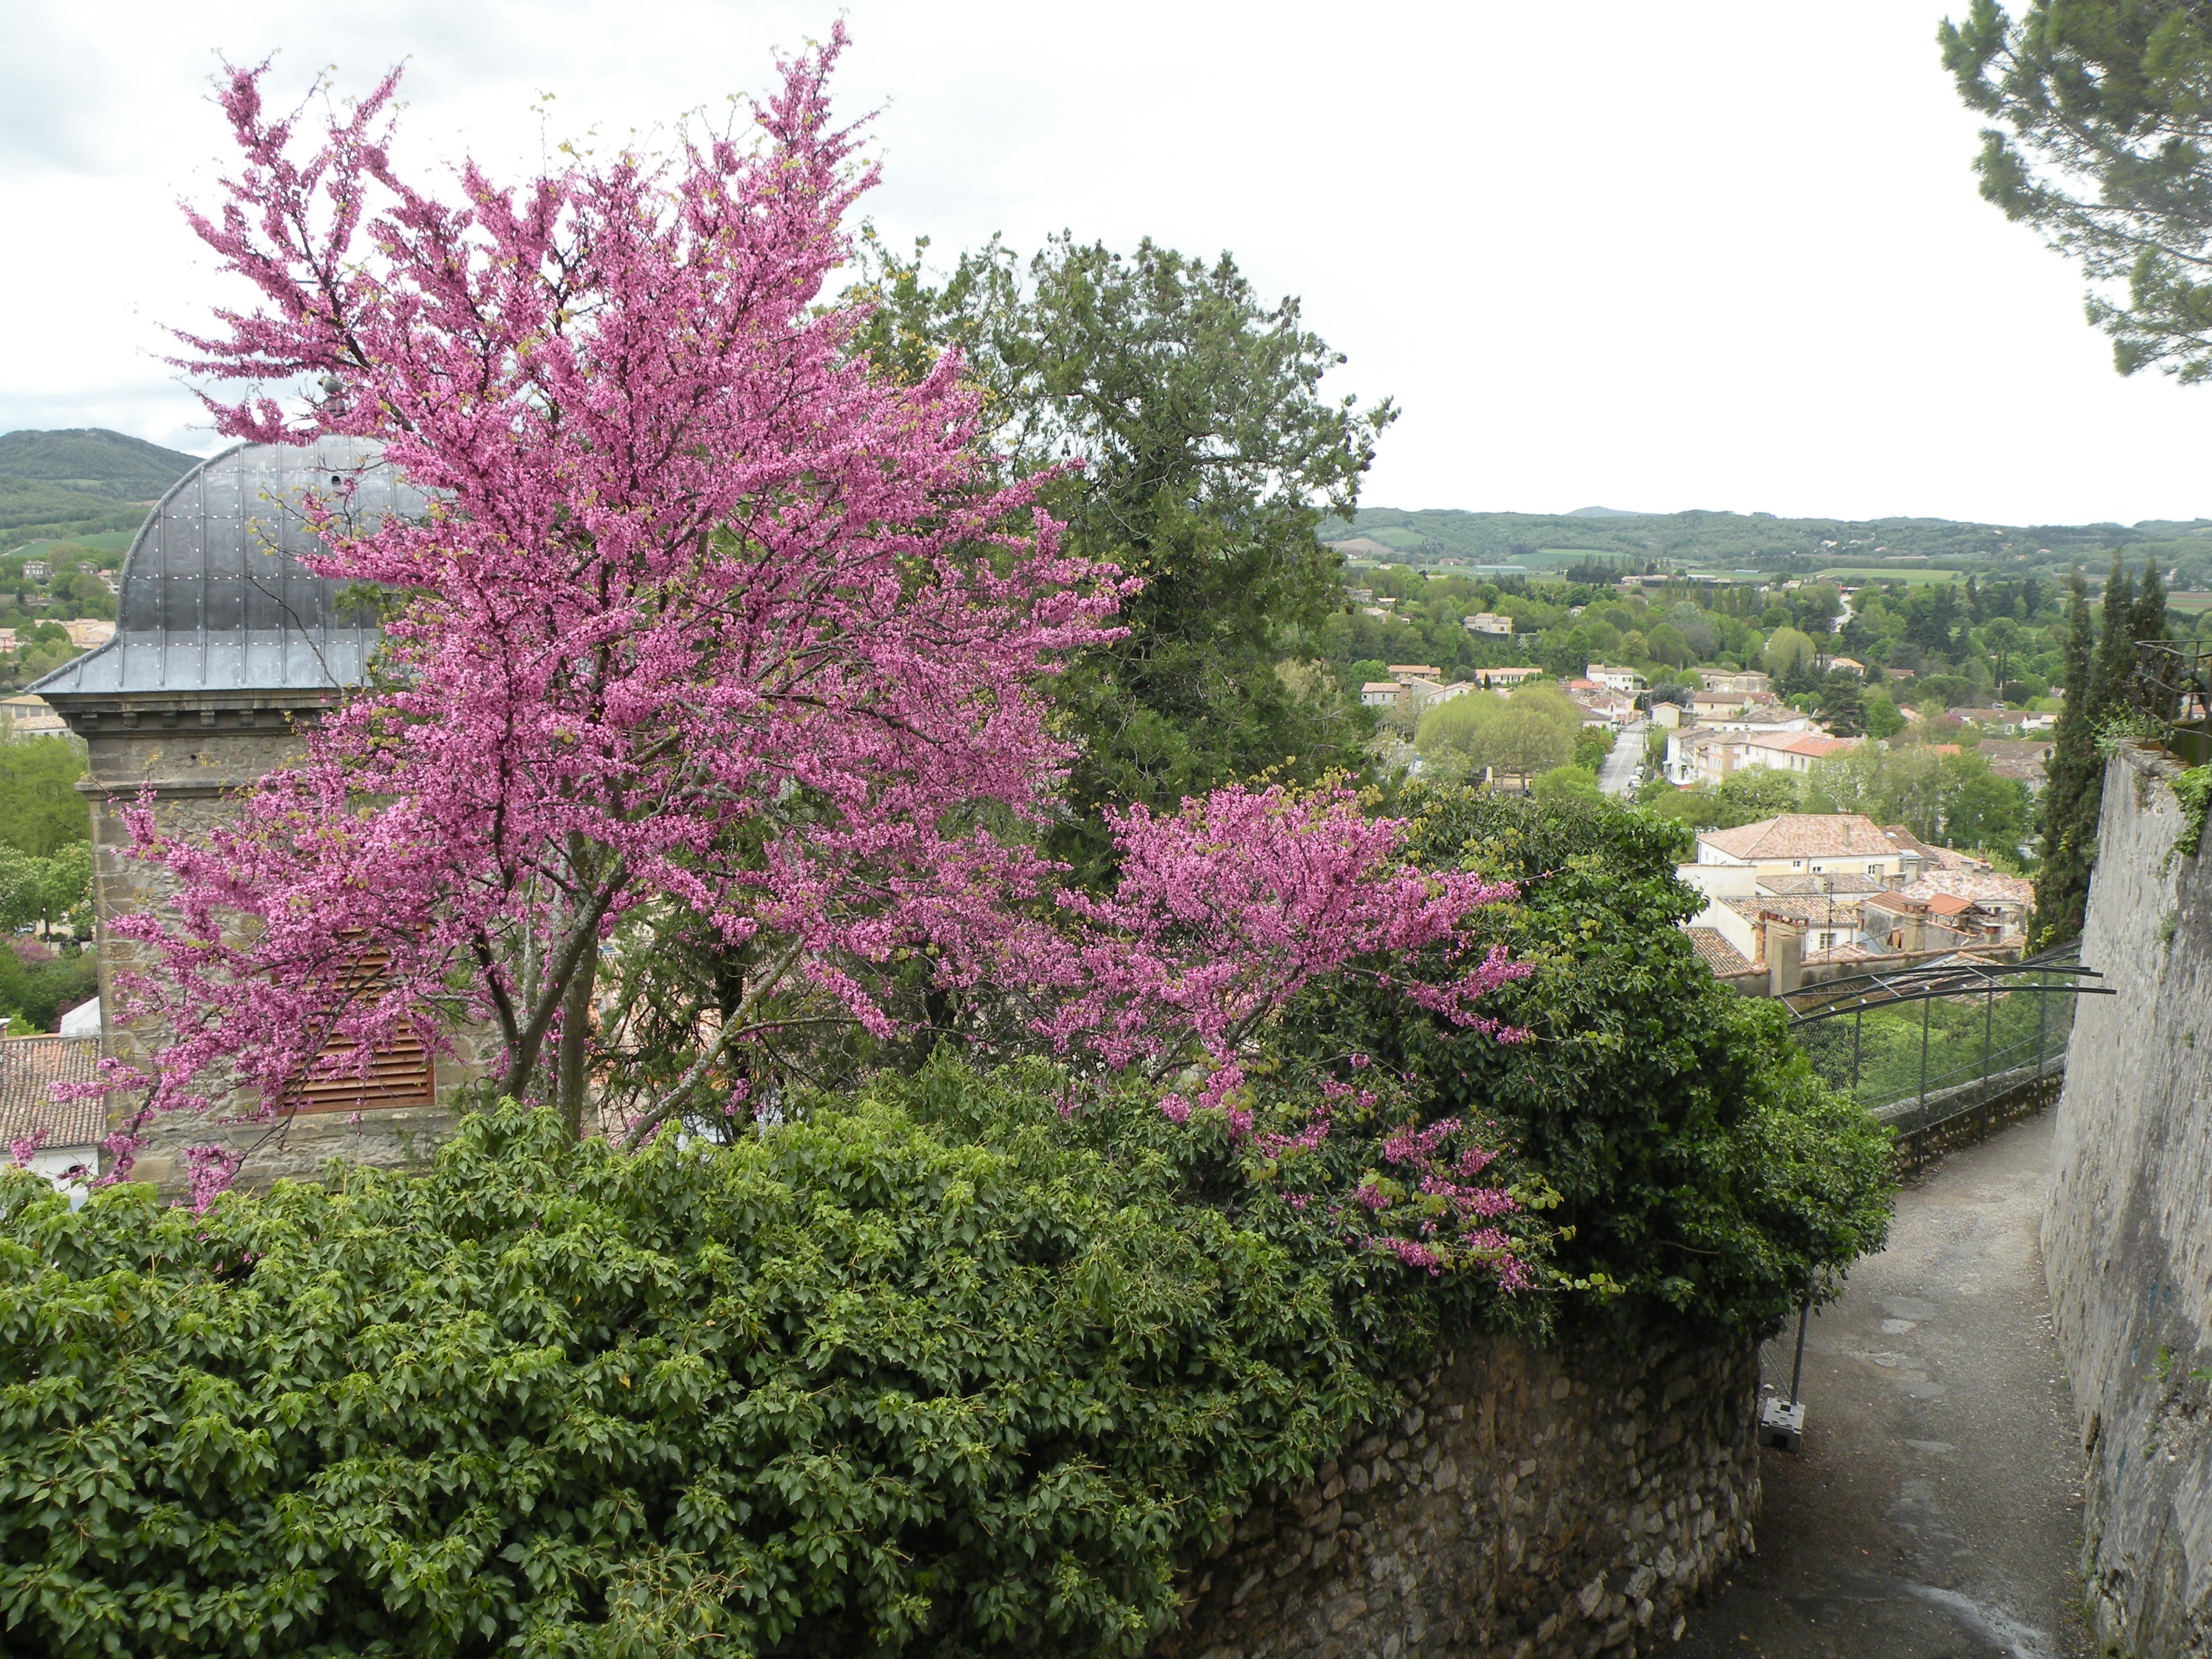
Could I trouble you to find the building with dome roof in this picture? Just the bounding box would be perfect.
[33,437,468,1191]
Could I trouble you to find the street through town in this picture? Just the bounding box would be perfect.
[1600,720,1646,797]
[1677,1108,2090,1659]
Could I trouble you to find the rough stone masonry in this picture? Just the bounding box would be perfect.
[1151,1327,1761,1659]
[2044,742,2212,1659]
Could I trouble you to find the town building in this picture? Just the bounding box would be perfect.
[1698,669,1771,695]
[1473,666,1546,689]
[0,1034,104,1195]
[1584,663,1647,694]
[1680,813,1910,898]
[30,437,475,1194]
[1463,612,1513,635]
[0,695,68,740]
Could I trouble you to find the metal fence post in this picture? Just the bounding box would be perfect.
[2036,968,2048,1075]
[1916,995,1933,1171]
[1980,977,1994,1142]
[1852,1007,1863,1101]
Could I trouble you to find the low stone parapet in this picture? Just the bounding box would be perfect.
[1152,1326,1760,1659]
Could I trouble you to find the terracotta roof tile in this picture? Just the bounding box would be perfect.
[1687,928,1754,975]
[1720,894,1866,925]
[0,1038,105,1151]
[1696,813,1894,862]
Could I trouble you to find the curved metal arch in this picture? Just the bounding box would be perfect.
[1785,946,2111,1026]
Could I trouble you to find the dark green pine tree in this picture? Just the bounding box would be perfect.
[2036,569,2101,947]
[2133,553,2168,642]
[2089,553,2136,728]
[2132,551,2174,720]
[1815,668,1865,737]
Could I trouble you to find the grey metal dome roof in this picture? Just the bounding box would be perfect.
[31,436,421,700]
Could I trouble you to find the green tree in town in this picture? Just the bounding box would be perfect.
[1763,626,1819,692]
[1532,764,1603,803]
[0,736,89,857]
[2091,552,2137,724]
[1942,0,2212,380]
[1817,668,1866,737]
[1414,684,1580,781]
[852,233,1395,880]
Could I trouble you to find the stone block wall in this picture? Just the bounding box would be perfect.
[2044,743,2212,1658]
[70,705,481,1195]
[1151,1326,1760,1659]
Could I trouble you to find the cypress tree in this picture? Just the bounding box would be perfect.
[2133,552,2168,646]
[2132,552,2174,722]
[2036,569,2100,947]
[2089,552,2136,727]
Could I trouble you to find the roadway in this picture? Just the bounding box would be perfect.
[1599,719,1646,797]
[1677,1108,2090,1659]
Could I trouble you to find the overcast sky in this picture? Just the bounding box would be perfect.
[4,0,2205,526]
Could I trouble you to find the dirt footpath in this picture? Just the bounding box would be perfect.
[1676,1108,2090,1659]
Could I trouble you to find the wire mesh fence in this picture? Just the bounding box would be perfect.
[1791,979,2076,1114]
[1786,959,2103,1171]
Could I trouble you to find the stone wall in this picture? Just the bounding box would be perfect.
[2045,743,2212,1658]
[73,706,481,1195]
[1151,1326,1760,1659]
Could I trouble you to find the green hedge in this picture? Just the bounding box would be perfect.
[1277,783,1895,1333]
[0,794,1893,1656]
[0,1071,1415,1659]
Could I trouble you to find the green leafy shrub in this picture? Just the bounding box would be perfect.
[1276,783,1894,1334]
[0,1074,1422,1659]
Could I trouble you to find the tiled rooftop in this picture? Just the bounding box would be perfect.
[1907,869,2035,909]
[1720,894,1866,925]
[1698,813,1894,862]
[1758,873,1888,896]
[0,1037,105,1151]
[1687,928,1754,976]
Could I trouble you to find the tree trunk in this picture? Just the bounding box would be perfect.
[557,942,596,1139]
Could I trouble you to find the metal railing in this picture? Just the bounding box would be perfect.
[1787,948,2108,1171]
[2124,640,2212,765]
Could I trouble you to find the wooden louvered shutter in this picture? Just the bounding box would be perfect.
[285,945,436,1113]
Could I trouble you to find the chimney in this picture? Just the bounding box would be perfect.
[1765,918,1804,996]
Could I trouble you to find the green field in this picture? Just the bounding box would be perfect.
[1817,566,1967,585]
[2164,589,2212,613]
[7,531,135,559]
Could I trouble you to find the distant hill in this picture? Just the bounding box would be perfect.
[0,428,200,549]
[1318,504,2212,586]
[0,429,199,500]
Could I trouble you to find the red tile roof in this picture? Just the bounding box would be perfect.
[0,1038,105,1153]
[1687,928,1755,976]
[1697,813,1894,862]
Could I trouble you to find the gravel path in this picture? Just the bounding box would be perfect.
[1676,1108,2090,1659]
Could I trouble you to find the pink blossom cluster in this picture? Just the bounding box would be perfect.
[1247,1056,1533,1287]
[1027,786,1529,1124]
[72,35,1125,1171]
[64,39,1538,1218]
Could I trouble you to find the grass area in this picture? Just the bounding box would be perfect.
[2163,589,2212,613]
[6,531,135,559]
[1817,566,1968,584]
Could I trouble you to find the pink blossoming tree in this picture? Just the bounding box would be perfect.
[92,35,1532,1226]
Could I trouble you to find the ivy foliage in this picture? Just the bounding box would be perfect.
[1275,785,1895,1335]
[0,1077,1410,1659]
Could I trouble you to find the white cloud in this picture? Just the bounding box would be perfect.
[4,0,2206,521]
